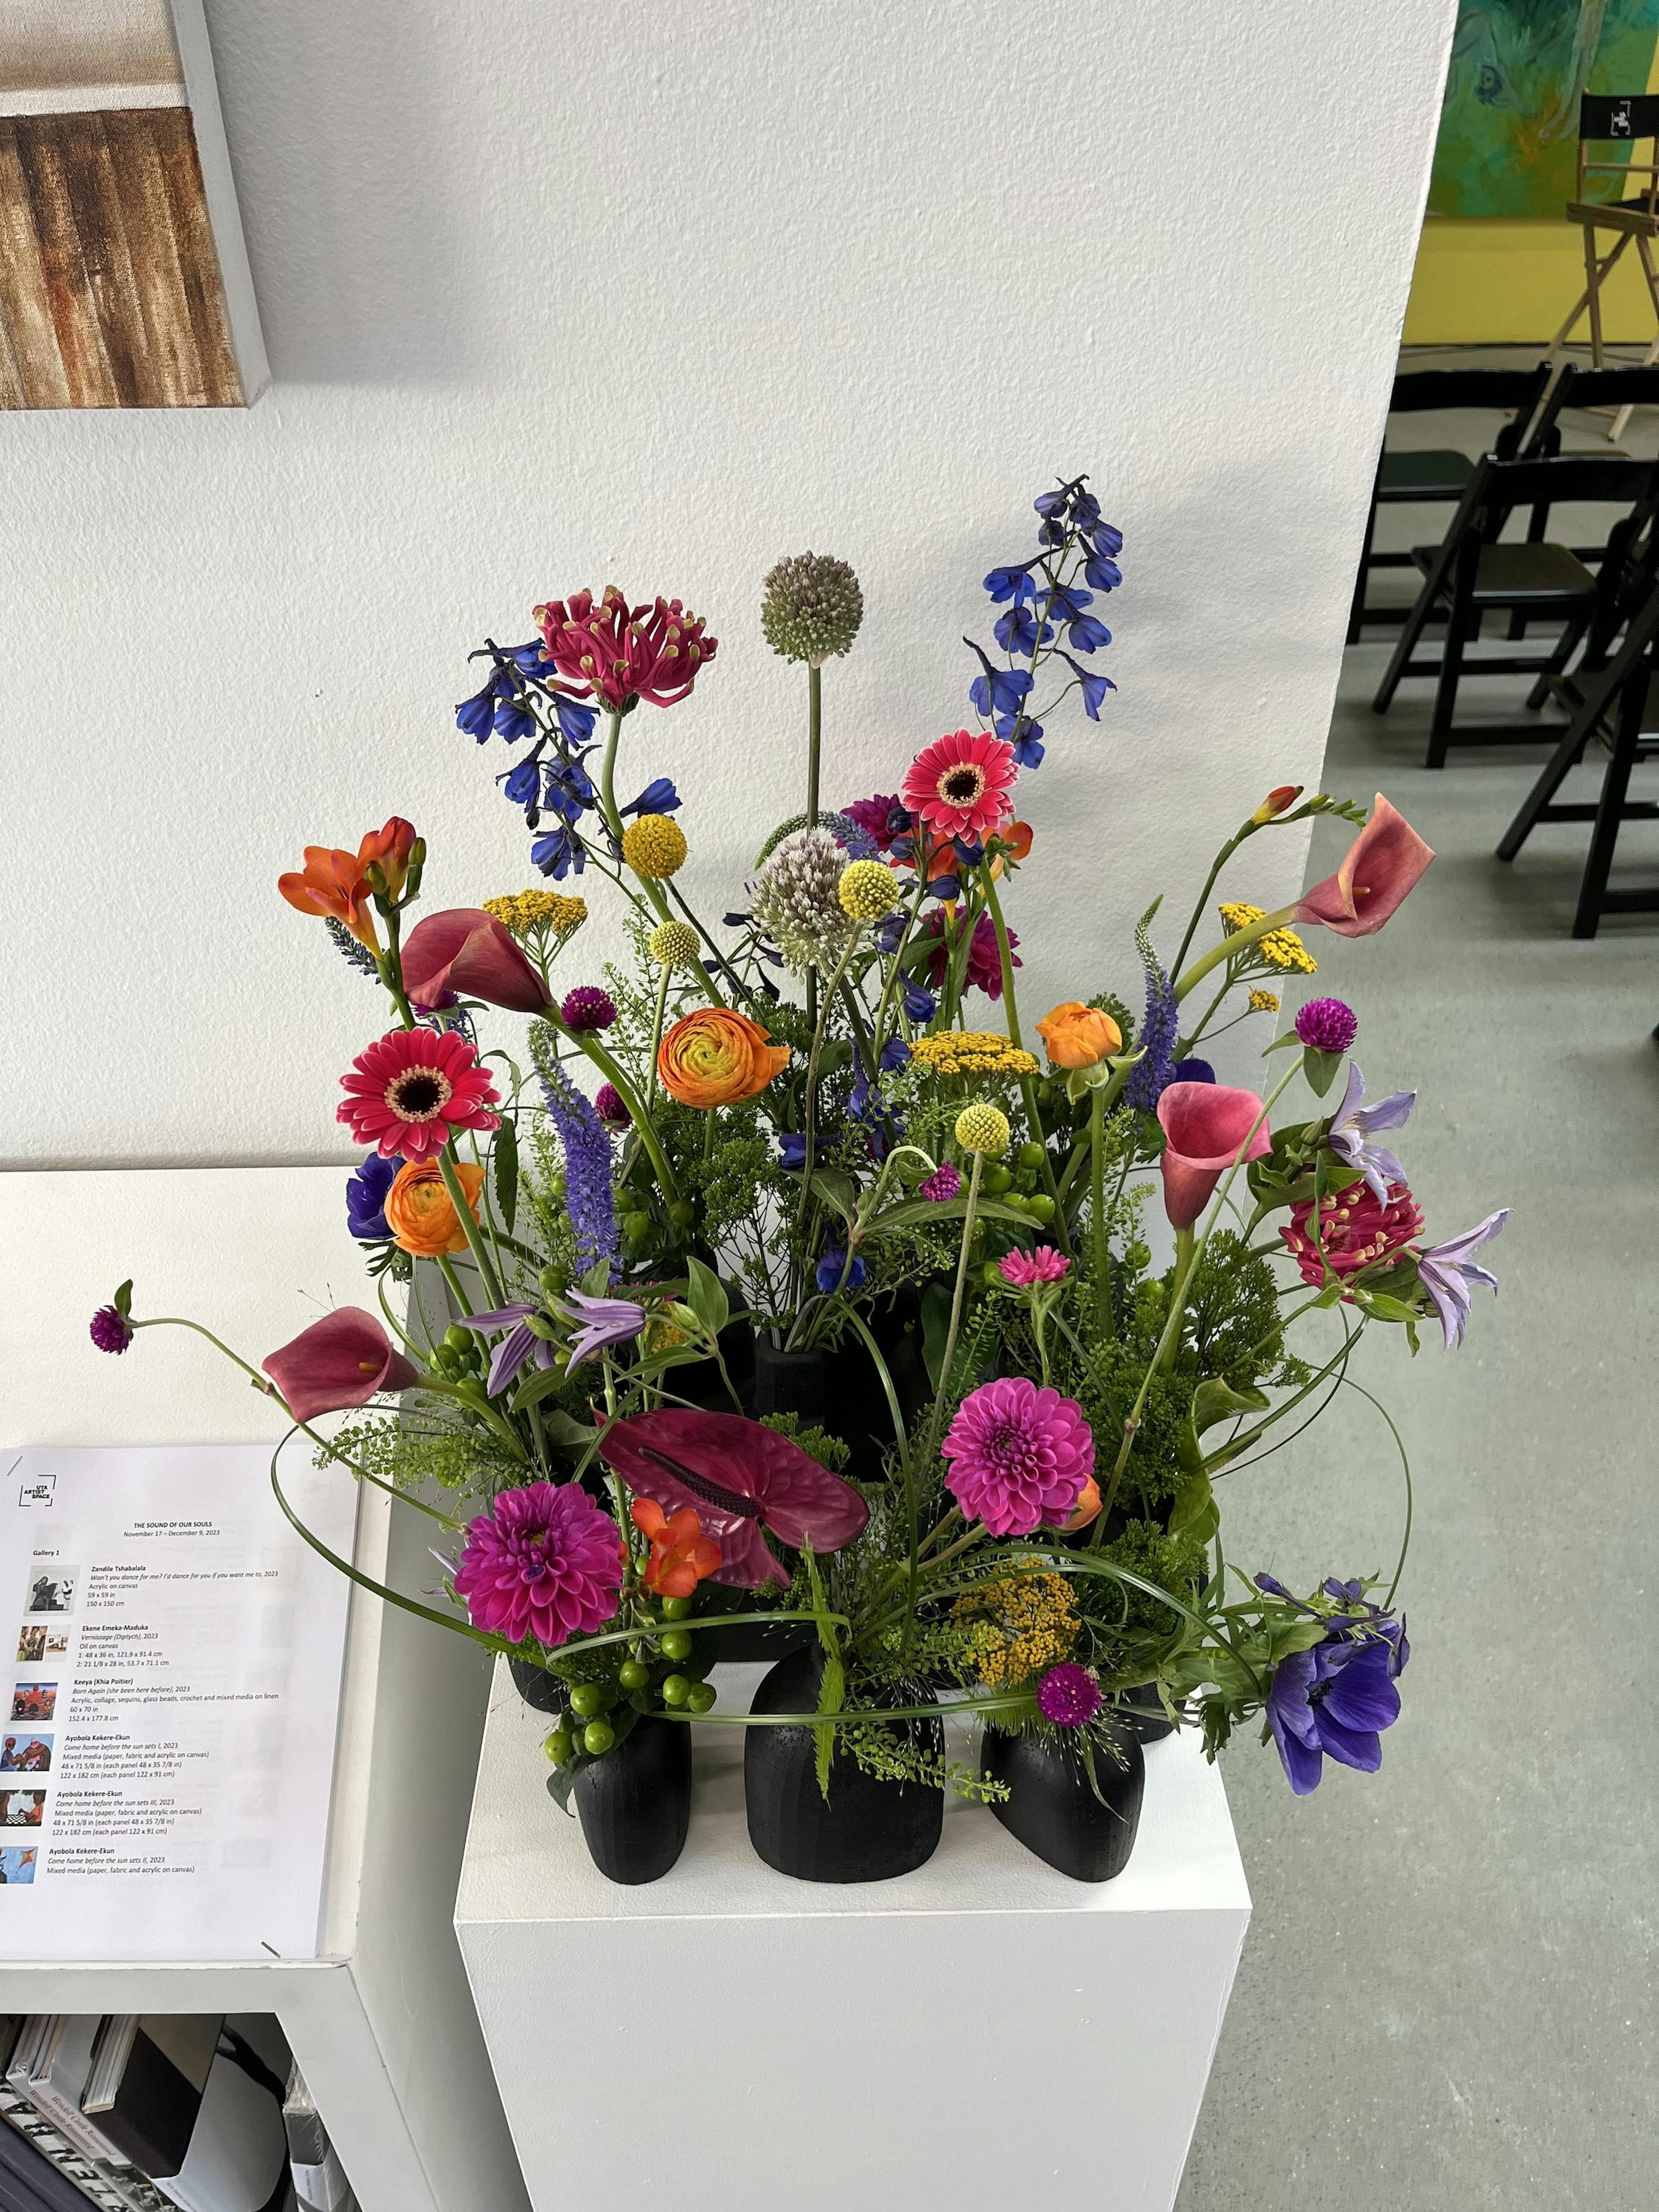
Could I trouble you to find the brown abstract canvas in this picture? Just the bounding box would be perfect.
[0,0,266,408]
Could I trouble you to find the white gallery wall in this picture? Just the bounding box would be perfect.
[2,0,1459,1170]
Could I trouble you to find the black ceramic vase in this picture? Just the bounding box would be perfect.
[509,1656,562,1713]
[1117,1681,1178,1745]
[750,1293,929,1484]
[981,1724,1144,1883]
[744,1646,943,1882]
[572,1716,693,1885]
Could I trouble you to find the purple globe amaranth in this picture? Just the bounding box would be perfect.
[89,1305,133,1355]
[1295,996,1359,1054]
[1037,1662,1103,1728]
[452,1481,623,1648]
[593,1081,632,1129]
[561,985,618,1032]
[920,1162,962,1203]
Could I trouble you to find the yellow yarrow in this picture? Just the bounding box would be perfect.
[483,889,588,938]
[648,920,702,969]
[1217,900,1318,977]
[1248,989,1280,1014]
[952,1573,1081,1689]
[838,858,898,922]
[955,1102,1011,1155]
[908,1031,1040,1082]
[622,813,688,880]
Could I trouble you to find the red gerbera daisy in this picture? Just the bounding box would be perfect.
[901,730,1018,842]
[337,1028,501,1161]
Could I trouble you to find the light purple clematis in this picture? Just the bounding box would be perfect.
[1416,1209,1508,1350]
[1328,1064,1416,1202]
[554,1290,647,1369]
[457,1303,557,1397]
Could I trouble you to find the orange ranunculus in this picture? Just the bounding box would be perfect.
[630,1498,722,1598]
[383,1158,486,1257]
[277,817,418,951]
[658,1008,791,1108]
[1035,1001,1122,1071]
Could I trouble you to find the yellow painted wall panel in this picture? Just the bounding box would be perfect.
[1403,218,1659,345]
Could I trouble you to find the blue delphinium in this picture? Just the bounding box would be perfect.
[815,1246,868,1294]
[540,1067,618,1278]
[458,639,606,876]
[346,1152,403,1242]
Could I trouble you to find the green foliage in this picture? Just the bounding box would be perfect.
[323,1413,520,1501]
[756,1411,850,1472]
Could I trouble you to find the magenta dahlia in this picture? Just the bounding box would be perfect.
[941,1377,1095,1537]
[1037,1662,1103,1728]
[901,730,1018,842]
[999,1246,1070,1287]
[337,1027,500,1161]
[452,1481,623,1647]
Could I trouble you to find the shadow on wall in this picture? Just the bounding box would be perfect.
[203,0,474,383]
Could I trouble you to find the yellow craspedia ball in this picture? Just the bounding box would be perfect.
[954,1102,1011,1156]
[648,919,702,969]
[622,813,688,880]
[837,858,897,922]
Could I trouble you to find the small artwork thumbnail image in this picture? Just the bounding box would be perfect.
[0,1735,52,1774]
[10,1684,55,1723]
[0,1848,38,1883]
[25,1569,78,1617]
[0,1794,45,1828]
[14,1629,70,1665]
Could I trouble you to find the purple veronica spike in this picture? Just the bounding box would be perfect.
[554,1290,646,1369]
[540,1067,618,1278]
[1416,1209,1508,1350]
[1328,1063,1416,1203]
[457,1303,556,1397]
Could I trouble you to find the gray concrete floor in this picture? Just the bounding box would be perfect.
[1175,392,1659,2210]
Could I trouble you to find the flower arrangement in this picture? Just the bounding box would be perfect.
[92,474,1505,1884]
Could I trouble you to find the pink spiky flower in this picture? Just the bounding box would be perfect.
[532,587,717,712]
[998,1247,1070,1287]
[941,1376,1095,1538]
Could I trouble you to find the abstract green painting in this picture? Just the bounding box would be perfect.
[1430,0,1659,217]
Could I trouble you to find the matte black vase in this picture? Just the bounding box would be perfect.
[750,1294,929,1484]
[573,1716,693,1885]
[712,1615,814,1664]
[509,1656,562,1713]
[744,1647,943,1883]
[981,1724,1144,1883]
[1116,1681,1179,1745]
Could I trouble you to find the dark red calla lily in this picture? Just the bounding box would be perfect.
[1157,1082,1273,1230]
[401,908,553,1013]
[597,1408,869,1588]
[1294,794,1433,938]
[262,1308,420,1423]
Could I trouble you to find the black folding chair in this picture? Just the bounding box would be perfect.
[1502,362,1659,636]
[1370,453,1655,766]
[1346,364,1551,642]
[1497,575,1659,936]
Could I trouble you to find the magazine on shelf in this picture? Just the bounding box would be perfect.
[84,2021,219,2185]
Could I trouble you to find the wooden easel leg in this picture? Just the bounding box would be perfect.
[1586,223,1608,368]
[1607,238,1659,441]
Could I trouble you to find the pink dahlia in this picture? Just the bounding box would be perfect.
[999,1246,1070,1287]
[941,1377,1095,1538]
[901,730,1018,842]
[452,1481,623,1647]
[531,587,717,712]
[922,908,1019,998]
[337,1028,500,1161]
[1280,1183,1424,1287]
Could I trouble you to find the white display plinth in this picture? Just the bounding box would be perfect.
[457,1656,1250,2212]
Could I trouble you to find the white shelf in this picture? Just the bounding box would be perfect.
[458,1657,1251,2212]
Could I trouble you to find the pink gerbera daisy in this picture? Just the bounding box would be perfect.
[901,730,1018,842]
[941,1376,1094,1538]
[337,1027,500,1160]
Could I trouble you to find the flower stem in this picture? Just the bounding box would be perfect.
[805,663,823,1039]
[794,929,862,1234]
[1089,1081,1110,1338]
[1173,906,1298,1004]
[435,1146,507,1311]
[915,1150,985,1486]
[645,962,672,1115]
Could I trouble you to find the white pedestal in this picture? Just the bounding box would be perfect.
[457,1658,1251,2212]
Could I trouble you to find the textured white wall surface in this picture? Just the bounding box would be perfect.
[1,0,1457,1169]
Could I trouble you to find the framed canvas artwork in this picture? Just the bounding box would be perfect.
[0,0,267,407]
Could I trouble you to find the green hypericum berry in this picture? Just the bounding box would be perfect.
[1017,1141,1047,1171]
[623,1210,652,1243]
[618,1659,651,1691]
[569,1682,610,1719]
[543,1728,572,1764]
[660,1674,692,1707]
[660,1595,694,1621]
[582,1719,615,1755]
[760,552,864,666]
[686,1681,717,1714]
[443,1324,472,1354]
[658,1629,694,1663]
[982,1164,1012,1194]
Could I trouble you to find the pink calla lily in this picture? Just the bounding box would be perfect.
[1157,1082,1273,1229]
[401,909,552,1013]
[1294,795,1433,938]
[262,1308,420,1423]
[597,1408,869,1588]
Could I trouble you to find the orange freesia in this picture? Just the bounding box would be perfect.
[383,1159,485,1257]
[1251,785,1303,826]
[1035,1001,1122,1070]
[631,1498,722,1598]
[989,820,1034,879]
[277,817,417,952]
[658,1008,790,1108]
[1064,1477,1103,1532]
